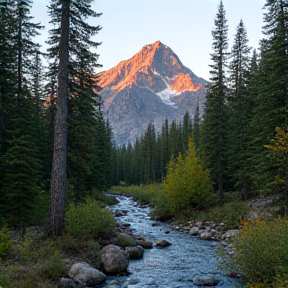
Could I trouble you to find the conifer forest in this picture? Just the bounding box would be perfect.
[0,1,288,286]
[0,0,287,231]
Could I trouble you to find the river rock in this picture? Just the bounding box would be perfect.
[136,240,153,249]
[156,239,172,247]
[223,229,240,239]
[126,245,144,259]
[68,262,106,287]
[189,227,200,236]
[193,275,220,286]
[199,231,212,240]
[114,233,136,248]
[58,278,76,288]
[99,244,129,274]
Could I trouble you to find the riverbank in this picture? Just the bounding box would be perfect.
[0,190,282,288]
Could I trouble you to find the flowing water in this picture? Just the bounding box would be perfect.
[97,194,242,288]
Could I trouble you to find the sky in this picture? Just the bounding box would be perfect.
[31,0,267,81]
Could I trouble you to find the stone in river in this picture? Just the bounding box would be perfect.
[156,239,172,248]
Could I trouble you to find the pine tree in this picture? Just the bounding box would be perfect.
[0,0,16,154]
[48,0,70,235]
[193,102,201,153]
[250,0,288,194]
[160,119,170,181]
[200,0,229,203]
[226,20,251,199]
[141,123,156,184]
[47,0,102,234]
[182,111,193,151]
[0,0,44,229]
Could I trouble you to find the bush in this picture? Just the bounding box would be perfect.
[197,201,249,229]
[65,197,115,241]
[109,185,151,205]
[37,251,67,280]
[163,137,216,215]
[91,188,119,206]
[109,184,173,220]
[223,217,288,286]
[0,225,12,258]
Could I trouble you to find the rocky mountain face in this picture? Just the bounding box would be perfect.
[97,40,208,146]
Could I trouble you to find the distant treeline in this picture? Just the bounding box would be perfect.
[112,0,288,204]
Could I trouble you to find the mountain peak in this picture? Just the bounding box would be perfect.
[97,41,208,146]
[98,41,206,96]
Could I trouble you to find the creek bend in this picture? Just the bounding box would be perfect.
[97,194,242,288]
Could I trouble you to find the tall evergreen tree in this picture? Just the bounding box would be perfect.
[200,0,229,203]
[193,101,201,153]
[0,0,44,229]
[160,119,170,181]
[48,0,70,235]
[47,0,102,234]
[226,20,251,199]
[141,123,156,184]
[250,0,288,194]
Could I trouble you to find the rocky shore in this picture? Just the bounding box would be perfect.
[58,194,281,287]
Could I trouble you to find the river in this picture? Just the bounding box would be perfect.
[96,194,242,288]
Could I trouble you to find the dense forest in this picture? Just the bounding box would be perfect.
[114,0,288,206]
[0,0,112,232]
[0,0,287,230]
[0,0,288,287]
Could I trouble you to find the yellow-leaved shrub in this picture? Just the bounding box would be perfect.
[163,136,216,215]
[225,218,288,287]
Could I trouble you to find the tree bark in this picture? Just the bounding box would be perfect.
[48,0,70,236]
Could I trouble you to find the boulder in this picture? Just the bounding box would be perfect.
[223,229,240,239]
[68,262,106,287]
[156,239,172,248]
[126,246,144,259]
[193,275,220,286]
[189,227,200,236]
[58,278,76,288]
[136,240,153,249]
[199,231,212,240]
[99,244,129,274]
[114,210,124,217]
[114,233,136,248]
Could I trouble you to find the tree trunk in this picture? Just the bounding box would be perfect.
[48,0,70,236]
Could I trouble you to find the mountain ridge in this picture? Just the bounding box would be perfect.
[97,40,208,146]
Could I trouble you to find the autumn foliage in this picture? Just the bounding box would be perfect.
[163,136,216,215]
[225,218,288,287]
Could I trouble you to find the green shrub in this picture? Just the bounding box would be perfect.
[37,251,67,280]
[197,201,249,229]
[18,233,39,265]
[0,225,12,258]
[0,272,11,287]
[163,137,216,215]
[109,185,151,205]
[147,184,173,220]
[91,188,119,206]
[110,184,174,220]
[65,197,115,240]
[223,218,288,286]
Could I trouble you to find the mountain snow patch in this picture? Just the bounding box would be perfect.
[156,88,179,108]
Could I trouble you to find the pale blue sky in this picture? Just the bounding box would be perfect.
[31,0,266,81]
